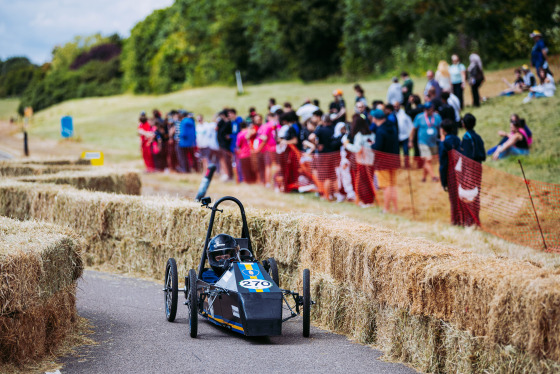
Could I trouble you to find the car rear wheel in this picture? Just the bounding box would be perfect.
[187,268,198,338]
[302,268,311,337]
[267,257,280,287]
[164,258,178,322]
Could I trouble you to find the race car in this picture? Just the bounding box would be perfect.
[162,196,313,338]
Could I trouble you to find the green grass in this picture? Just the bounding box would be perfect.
[0,98,19,121]
[4,69,560,183]
[469,94,560,183]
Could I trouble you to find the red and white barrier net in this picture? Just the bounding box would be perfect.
[236,145,559,252]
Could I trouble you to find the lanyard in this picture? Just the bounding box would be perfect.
[424,113,435,127]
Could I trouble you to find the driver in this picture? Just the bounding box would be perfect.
[207,234,239,276]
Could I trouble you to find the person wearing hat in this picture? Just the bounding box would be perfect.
[371,109,400,213]
[530,30,552,79]
[521,65,536,91]
[409,101,442,182]
[329,89,347,124]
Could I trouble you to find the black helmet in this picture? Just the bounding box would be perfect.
[207,234,239,276]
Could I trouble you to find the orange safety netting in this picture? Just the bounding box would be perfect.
[234,145,559,252]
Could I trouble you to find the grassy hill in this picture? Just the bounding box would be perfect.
[1,65,559,183]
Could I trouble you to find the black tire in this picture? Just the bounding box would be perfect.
[188,268,198,338]
[302,268,311,338]
[164,258,178,322]
[267,257,280,287]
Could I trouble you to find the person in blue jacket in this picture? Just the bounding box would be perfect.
[439,119,462,225]
[178,112,198,173]
[438,119,461,192]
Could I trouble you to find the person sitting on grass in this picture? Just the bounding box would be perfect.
[523,68,556,103]
[500,69,524,96]
[487,114,533,156]
[489,119,530,160]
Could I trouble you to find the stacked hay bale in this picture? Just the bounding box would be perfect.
[0,216,83,365]
[0,180,559,372]
[17,169,142,195]
[0,158,91,178]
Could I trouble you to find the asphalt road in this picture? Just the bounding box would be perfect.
[59,270,417,374]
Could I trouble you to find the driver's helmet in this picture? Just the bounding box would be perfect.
[207,234,239,276]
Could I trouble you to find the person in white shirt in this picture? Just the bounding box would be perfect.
[523,68,556,103]
[394,101,413,168]
[343,113,376,207]
[435,60,452,92]
[386,77,403,105]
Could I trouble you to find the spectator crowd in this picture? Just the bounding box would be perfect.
[137,32,555,222]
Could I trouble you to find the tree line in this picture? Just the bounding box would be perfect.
[3,0,559,114]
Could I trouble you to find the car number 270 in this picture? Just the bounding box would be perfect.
[239,280,272,290]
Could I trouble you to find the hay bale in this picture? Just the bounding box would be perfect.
[0,216,83,315]
[17,169,142,195]
[1,180,560,370]
[0,286,77,365]
[2,157,91,166]
[0,216,83,365]
[0,162,90,177]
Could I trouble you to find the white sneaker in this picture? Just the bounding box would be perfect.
[522,96,532,104]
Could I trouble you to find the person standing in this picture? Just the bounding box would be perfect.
[449,54,467,108]
[424,70,442,101]
[435,61,452,93]
[216,110,233,181]
[137,111,155,172]
[530,30,552,78]
[236,122,257,183]
[394,101,413,168]
[354,84,368,109]
[458,113,486,226]
[401,72,414,105]
[409,102,441,182]
[438,119,461,225]
[329,89,347,124]
[178,112,198,173]
[371,109,400,213]
[468,54,484,107]
[386,77,403,106]
[343,114,376,207]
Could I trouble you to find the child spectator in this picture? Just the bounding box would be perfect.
[236,122,257,183]
[344,114,375,207]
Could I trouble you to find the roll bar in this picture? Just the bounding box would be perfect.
[197,196,252,278]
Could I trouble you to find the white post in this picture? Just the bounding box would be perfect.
[235,70,244,95]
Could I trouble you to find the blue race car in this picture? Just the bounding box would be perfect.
[163,196,313,338]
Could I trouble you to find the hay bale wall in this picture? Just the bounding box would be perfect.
[1,180,559,372]
[0,216,83,365]
[16,169,142,195]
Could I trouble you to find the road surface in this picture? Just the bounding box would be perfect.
[58,270,417,374]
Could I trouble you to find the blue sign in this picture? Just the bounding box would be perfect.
[61,116,73,138]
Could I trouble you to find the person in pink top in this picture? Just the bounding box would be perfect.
[236,122,257,183]
[254,112,279,187]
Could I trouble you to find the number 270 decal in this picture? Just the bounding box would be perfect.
[239,280,272,289]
